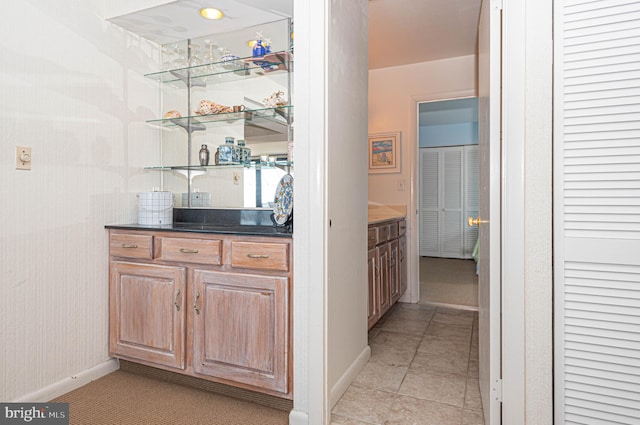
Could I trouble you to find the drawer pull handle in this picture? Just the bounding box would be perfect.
[194,292,200,315]
[121,243,138,249]
[174,289,181,311]
[247,254,270,259]
[180,248,199,254]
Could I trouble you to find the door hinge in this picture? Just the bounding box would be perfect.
[493,378,503,402]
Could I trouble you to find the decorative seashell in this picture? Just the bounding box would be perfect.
[198,100,213,115]
[163,110,182,118]
[263,90,288,108]
[195,100,232,115]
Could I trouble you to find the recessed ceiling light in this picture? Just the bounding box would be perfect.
[199,8,224,20]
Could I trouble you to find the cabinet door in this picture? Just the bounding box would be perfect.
[389,239,400,304]
[399,234,408,297]
[192,270,289,394]
[109,261,186,370]
[367,247,379,330]
[378,245,391,316]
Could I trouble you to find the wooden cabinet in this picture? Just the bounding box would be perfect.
[399,234,408,297]
[192,270,289,393]
[367,248,379,329]
[378,245,391,314]
[367,218,407,329]
[108,229,293,399]
[389,239,400,303]
[110,261,186,370]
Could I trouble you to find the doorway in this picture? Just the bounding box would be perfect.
[416,97,479,308]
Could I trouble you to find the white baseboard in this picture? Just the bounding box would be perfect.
[329,345,371,409]
[12,358,120,402]
[289,409,309,425]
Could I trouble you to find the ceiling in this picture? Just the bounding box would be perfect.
[109,0,482,69]
[368,0,482,69]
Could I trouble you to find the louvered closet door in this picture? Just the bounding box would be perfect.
[441,149,464,258]
[420,149,440,256]
[419,147,468,258]
[555,1,640,424]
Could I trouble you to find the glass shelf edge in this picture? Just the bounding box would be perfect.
[145,50,293,83]
[144,161,293,171]
[146,106,294,128]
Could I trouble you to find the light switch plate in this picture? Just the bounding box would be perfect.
[16,146,32,170]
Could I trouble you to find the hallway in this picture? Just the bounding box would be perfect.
[331,304,484,425]
[419,257,478,307]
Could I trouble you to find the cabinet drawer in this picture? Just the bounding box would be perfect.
[368,228,378,250]
[231,241,290,272]
[377,225,390,244]
[110,234,153,259]
[157,237,222,265]
[399,220,407,236]
[389,222,399,239]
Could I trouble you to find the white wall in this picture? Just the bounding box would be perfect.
[0,0,159,401]
[327,0,370,410]
[368,55,477,301]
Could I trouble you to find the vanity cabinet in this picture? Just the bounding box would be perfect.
[367,218,407,330]
[108,229,293,399]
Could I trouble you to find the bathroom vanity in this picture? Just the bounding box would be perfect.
[367,207,407,329]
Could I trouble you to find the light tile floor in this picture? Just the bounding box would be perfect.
[331,303,484,425]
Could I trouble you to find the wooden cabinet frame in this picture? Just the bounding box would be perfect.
[367,218,407,329]
[108,229,293,399]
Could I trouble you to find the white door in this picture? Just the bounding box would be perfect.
[554,1,640,423]
[477,0,502,424]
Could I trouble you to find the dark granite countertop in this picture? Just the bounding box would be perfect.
[106,208,293,238]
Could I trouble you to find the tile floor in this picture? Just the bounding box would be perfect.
[331,303,484,425]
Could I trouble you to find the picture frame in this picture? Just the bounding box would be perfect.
[368,131,401,174]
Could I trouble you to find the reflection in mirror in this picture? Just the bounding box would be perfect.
[169,162,290,209]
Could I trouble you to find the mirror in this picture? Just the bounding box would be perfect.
[149,18,294,208]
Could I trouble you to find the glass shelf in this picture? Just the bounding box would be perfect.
[146,106,293,132]
[145,160,292,172]
[145,51,293,87]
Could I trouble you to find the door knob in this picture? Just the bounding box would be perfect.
[468,216,488,227]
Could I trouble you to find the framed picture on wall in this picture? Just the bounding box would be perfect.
[368,131,401,174]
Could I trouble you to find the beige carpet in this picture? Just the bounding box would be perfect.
[52,370,289,425]
[419,256,478,307]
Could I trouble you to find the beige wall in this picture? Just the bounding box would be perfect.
[0,0,158,401]
[368,55,477,205]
